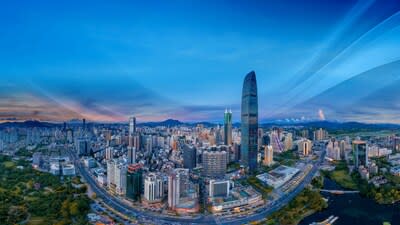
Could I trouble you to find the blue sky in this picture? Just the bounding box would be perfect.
[1,0,400,123]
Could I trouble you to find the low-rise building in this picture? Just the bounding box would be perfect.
[256,165,300,188]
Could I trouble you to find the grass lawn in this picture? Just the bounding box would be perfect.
[330,170,357,190]
[27,217,45,225]
[3,161,15,168]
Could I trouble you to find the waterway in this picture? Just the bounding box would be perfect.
[299,178,400,225]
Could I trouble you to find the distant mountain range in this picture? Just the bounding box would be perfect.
[2,119,400,131]
[0,120,58,128]
[266,120,400,130]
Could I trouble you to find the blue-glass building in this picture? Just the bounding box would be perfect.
[224,109,233,146]
[352,140,368,168]
[241,71,259,173]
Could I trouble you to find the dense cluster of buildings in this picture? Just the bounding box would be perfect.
[2,71,400,221]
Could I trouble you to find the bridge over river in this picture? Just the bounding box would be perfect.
[319,189,360,194]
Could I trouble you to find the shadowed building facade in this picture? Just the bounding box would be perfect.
[241,71,259,173]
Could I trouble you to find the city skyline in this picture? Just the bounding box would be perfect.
[2,2,400,225]
[1,0,400,123]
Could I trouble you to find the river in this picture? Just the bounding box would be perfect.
[299,178,400,225]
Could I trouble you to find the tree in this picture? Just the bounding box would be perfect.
[69,201,79,216]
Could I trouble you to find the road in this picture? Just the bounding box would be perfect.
[70,148,325,225]
[222,150,326,225]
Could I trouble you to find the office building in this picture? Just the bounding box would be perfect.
[393,137,400,153]
[126,164,143,201]
[76,138,88,156]
[209,179,231,198]
[82,118,86,131]
[129,116,136,136]
[127,147,136,164]
[183,145,197,170]
[241,71,259,173]
[353,140,368,168]
[339,140,346,158]
[257,128,264,150]
[224,109,233,146]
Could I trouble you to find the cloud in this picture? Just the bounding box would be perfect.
[318,109,326,120]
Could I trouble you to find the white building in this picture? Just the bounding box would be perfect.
[327,140,341,160]
[168,168,189,209]
[368,146,392,158]
[62,163,76,176]
[257,165,300,188]
[144,173,164,203]
[106,159,116,187]
[97,173,107,186]
[298,139,312,156]
[284,133,293,151]
[105,147,113,160]
[114,163,127,195]
[84,157,96,168]
[263,145,274,166]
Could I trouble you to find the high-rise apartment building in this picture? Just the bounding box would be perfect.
[144,173,164,203]
[263,145,273,166]
[298,139,312,156]
[313,128,328,141]
[202,149,227,178]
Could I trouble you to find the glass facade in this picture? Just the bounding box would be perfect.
[224,110,232,145]
[352,141,367,168]
[241,71,258,173]
[126,164,143,201]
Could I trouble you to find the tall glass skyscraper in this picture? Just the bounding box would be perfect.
[224,109,232,146]
[352,140,368,168]
[241,71,258,173]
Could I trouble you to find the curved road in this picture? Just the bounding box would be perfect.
[72,149,325,225]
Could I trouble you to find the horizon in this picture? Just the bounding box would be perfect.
[1,0,400,123]
[3,118,400,126]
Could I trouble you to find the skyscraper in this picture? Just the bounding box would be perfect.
[241,71,258,173]
[168,168,190,209]
[202,149,227,178]
[129,116,136,136]
[353,140,368,168]
[126,164,143,201]
[82,118,86,131]
[224,109,232,145]
[127,147,136,164]
[183,145,197,170]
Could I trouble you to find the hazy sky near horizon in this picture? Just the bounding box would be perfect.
[1,0,400,123]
